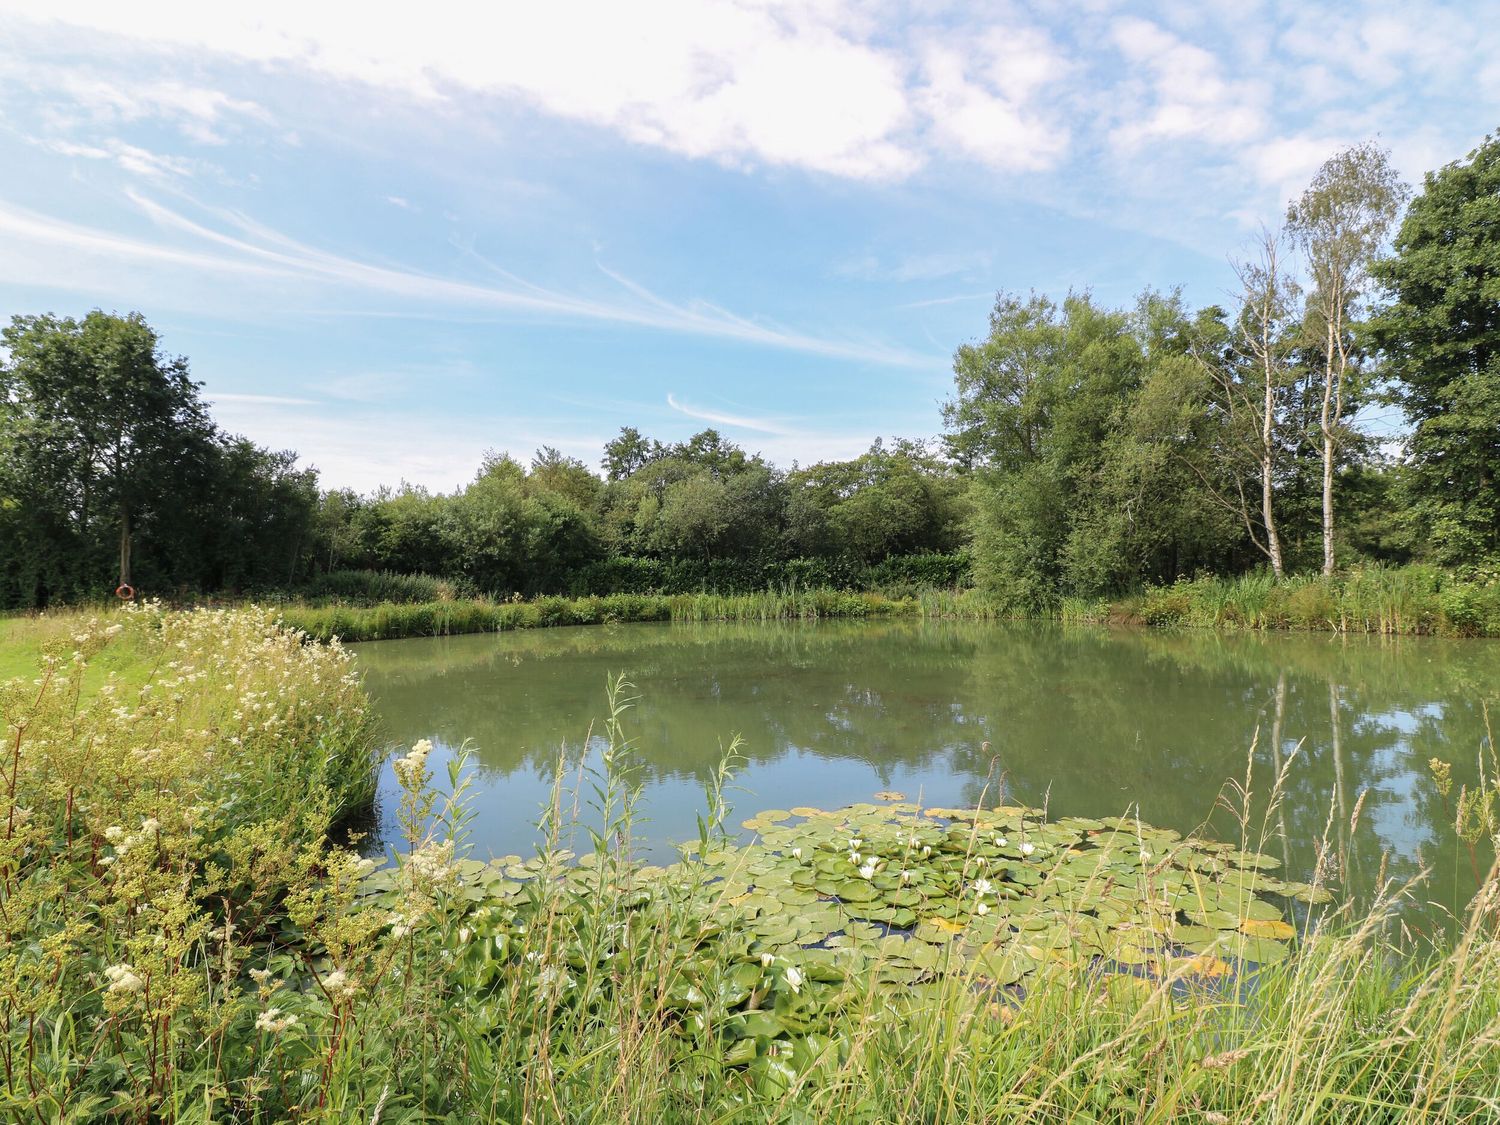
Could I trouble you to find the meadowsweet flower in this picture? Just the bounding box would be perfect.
[784,965,804,993]
[393,739,434,786]
[104,964,144,994]
[324,969,358,1002]
[249,968,273,984]
[104,624,123,637]
[140,818,160,835]
[104,826,125,842]
[255,1008,299,1033]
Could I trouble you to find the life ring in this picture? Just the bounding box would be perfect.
[115,584,135,601]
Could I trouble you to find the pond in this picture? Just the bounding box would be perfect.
[353,619,1499,938]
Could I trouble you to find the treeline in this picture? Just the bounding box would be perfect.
[1,134,1496,611]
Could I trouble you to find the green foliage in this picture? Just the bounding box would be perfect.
[0,312,320,607]
[1370,133,1500,564]
[8,621,1500,1121]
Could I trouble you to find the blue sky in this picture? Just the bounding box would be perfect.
[1,1,1494,491]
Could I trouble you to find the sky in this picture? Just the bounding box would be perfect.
[0,1,1495,492]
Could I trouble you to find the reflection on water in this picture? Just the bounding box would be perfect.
[354,620,1499,935]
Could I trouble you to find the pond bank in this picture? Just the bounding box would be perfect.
[5,606,1499,1121]
[272,565,1500,642]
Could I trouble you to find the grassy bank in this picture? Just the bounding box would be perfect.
[4,608,1500,1121]
[268,564,1500,643]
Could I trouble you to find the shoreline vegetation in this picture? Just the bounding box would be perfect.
[3,606,1499,1121]
[260,563,1500,643]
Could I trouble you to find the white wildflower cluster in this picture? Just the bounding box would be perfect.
[393,739,434,788]
[104,963,144,995]
[406,839,457,885]
[99,816,160,865]
[323,969,358,1003]
[255,1008,300,1033]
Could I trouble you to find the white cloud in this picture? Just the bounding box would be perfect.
[38,137,203,179]
[1108,17,1266,151]
[666,392,791,435]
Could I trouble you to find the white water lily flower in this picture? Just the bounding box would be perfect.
[848,837,862,849]
[784,966,804,994]
[790,847,803,860]
[1020,842,1036,857]
[1139,849,1153,863]
[994,835,1008,848]
[859,860,877,880]
[921,845,931,857]
[761,952,775,968]
[975,900,990,916]
[848,851,862,866]
[973,878,993,897]
[900,869,914,884]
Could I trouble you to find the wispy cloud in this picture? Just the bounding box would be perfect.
[665,392,791,435]
[0,190,935,366]
[208,391,319,406]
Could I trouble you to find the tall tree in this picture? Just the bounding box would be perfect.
[0,311,215,599]
[1286,142,1408,574]
[1369,133,1500,563]
[1192,230,1301,576]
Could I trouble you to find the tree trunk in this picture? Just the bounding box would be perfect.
[1320,315,1338,576]
[118,504,132,590]
[1261,367,1284,578]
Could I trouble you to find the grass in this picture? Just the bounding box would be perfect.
[3,608,1500,1120]
[267,563,1500,645]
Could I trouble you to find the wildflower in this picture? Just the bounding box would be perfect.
[973,878,993,897]
[859,860,877,880]
[249,968,273,985]
[1139,849,1153,863]
[784,966,804,994]
[255,1008,299,1033]
[140,817,160,835]
[104,964,144,995]
[1020,842,1036,857]
[104,826,125,842]
[104,624,123,637]
[393,739,434,787]
[324,969,358,1002]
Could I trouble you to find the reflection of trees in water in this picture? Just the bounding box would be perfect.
[356,621,1499,917]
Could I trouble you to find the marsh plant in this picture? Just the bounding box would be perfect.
[4,608,1500,1122]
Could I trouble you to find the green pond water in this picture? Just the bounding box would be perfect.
[354,619,1499,936]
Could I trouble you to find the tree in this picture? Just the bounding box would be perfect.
[1286,142,1408,574]
[0,311,216,600]
[1192,231,1301,576]
[1369,133,1500,563]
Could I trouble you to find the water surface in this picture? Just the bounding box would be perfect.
[355,620,1499,934]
